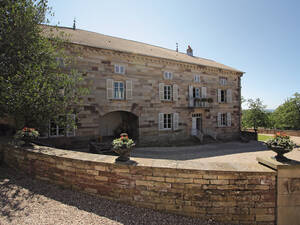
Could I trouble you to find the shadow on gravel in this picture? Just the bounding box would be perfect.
[0,166,223,225]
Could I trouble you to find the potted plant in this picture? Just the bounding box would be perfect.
[112,133,135,162]
[266,132,296,161]
[14,127,39,147]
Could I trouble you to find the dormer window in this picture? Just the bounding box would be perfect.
[194,75,200,83]
[164,71,173,80]
[114,64,125,74]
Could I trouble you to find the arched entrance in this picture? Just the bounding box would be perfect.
[99,111,139,141]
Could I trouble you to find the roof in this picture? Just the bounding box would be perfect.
[42,25,243,74]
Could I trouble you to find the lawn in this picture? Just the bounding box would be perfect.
[258,134,274,142]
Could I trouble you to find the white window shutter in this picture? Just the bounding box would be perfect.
[227,112,231,127]
[218,89,221,103]
[158,113,164,130]
[227,89,232,103]
[159,83,164,100]
[173,84,178,101]
[217,112,221,127]
[201,87,207,98]
[173,113,179,130]
[189,85,194,107]
[106,79,113,99]
[126,80,132,100]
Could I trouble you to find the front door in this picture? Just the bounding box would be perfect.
[191,114,202,135]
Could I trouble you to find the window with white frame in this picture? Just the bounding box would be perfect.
[217,112,231,127]
[159,83,178,101]
[219,77,227,86]
[194,75,200,83]
[163,114,172,129]
[164,71,173,80]
[49,114,75,137]
[107,79,132,100]
[158,113,179,131]
[114,81,124,99]
[218,89,232,103]
[164,85,172,100]
[114,64,125,74]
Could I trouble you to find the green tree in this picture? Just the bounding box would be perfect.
[242,98,269,131]
[272,93,300,130]
[0,0,87,133]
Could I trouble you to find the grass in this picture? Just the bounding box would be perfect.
[258,134,274,142]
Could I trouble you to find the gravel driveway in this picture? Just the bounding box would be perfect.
[0,166,226,225]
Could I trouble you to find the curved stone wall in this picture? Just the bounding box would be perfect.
[1,145,276,225]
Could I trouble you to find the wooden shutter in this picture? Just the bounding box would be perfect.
[218,89,221,103]
[189,85,194,107]
[158,113,164,130]
[159,83,164,100]
[201,87,207,98]
[173,84,178,101]
[106,79,113,99]
[217,112,222,127]
[126,80,132,100]
[227,89,232,103]
[173,113,179,130]
[227,112,231,127]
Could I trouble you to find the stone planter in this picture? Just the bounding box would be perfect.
[113,147,132,162]
[268,146,292,162]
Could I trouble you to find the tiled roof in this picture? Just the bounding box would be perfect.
[42,25,243,73]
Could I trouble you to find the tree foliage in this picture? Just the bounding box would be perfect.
[242,98,269,130]
[272,93,300,130]
[0,0,88,133]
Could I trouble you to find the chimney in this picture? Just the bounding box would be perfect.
[187,45,193,56]
[176,43,178,52]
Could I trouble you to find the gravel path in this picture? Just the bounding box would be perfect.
[0,166,225,225]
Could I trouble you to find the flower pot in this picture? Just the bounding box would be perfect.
[21,137,34,147]
[268,146,292,162]
[113,148,132,162]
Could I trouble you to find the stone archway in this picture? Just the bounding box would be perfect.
[99,111,139,141]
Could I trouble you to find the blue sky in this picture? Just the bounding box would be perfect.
[47,0,300,109]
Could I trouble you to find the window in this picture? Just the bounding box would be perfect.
[164,85,172,100]
[194,75,200,83]
[218,112,231,127]
[220,90,227,103]
[194,88,201,98]
[163,114,172,129]
[164,71,173,80]
[114,81,124,99]
[220,113,227,126]
[158,113,179,130]
[219,77,227,86]
[114,65,125,74]
[107,79,132,100]
[49,114,75,137]
[218,89,232,103]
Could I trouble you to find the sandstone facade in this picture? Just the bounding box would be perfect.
[51,27,244,144]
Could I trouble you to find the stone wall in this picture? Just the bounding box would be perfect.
[2,145,276,224]
[246,129,300,137]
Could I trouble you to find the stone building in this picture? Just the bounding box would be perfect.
[43,26,244,145]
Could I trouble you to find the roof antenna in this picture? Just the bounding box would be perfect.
[176,43,178,52]
[73,18,76,30]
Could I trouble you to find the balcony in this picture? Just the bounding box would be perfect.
[189,97,212,108]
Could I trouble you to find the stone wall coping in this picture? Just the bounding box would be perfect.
[11,144,275,174]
